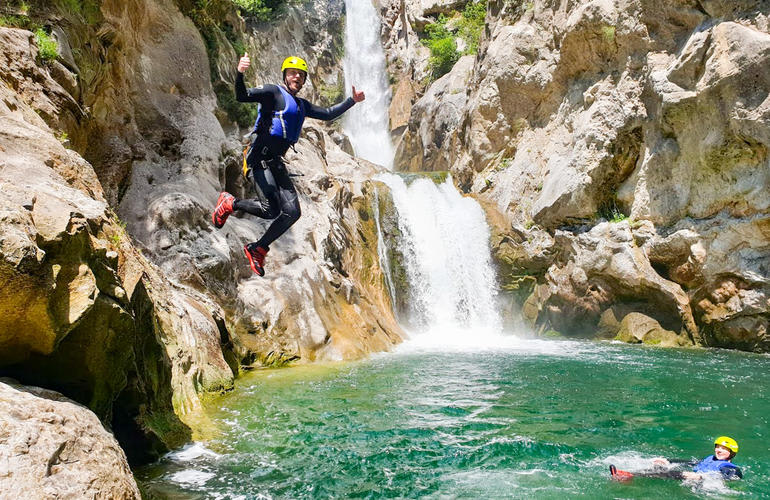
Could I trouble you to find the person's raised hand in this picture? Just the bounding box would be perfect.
[238,52,251,73]
[652,458,670,466]
[352,85,365,103]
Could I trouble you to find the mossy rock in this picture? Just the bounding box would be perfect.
[615,312,690,347]
[396,171,449,185]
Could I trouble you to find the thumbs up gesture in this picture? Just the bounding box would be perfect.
[238,52,251,73]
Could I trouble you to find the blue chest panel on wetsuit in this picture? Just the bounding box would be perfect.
[693,455,738,473]
[254,85,306,144]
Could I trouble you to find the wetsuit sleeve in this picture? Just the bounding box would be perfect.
[668,459,699,466]
[235,73,278,105]
[720,466,743,480]
[303,97,356,120]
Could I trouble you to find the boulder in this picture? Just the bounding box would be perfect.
[615,312,689,347]
[499,219,699,342]
[0,379,140,499]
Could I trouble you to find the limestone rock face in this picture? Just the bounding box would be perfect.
[0,379,141,499]
[394,55,474,172]
[389,0,770,351]
[99,0,404,365]
[379,0,434,133]
[0,25,234,462]
[513,220,698,343]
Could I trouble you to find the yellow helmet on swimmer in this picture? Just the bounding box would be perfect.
[715,436,739,454]
[281,56,308,76]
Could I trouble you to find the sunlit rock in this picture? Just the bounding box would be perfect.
[0,379,141,499]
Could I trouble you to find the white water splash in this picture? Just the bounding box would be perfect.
[378,174,502,341]
[343,0,394,168]
[166,442,220,462]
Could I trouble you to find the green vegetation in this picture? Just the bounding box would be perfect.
[421,0,487,81]
[1,0,35,29]
[318,81,345,107]
[34,28,59,62]
[456,0,486,55]
[397,171,450,185]
[109,213,128,246]
[598,196,628,223]
[231,0,288,21]
[56,0,101,23]
[0,14,33,28]
[423,14,459,80]
[56,131,70,146]
[601,25,616,44]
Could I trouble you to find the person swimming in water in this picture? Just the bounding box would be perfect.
[610,436,743,481]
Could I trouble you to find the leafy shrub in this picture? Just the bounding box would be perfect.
[457,0,486,55]
[34,28,58,62]
[1,0,35,29]
[422,14,459,80]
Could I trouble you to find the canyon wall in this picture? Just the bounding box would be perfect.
[386,0,770,351]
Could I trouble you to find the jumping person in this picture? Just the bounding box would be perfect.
[610,436,743,481]
[212,53,365,276]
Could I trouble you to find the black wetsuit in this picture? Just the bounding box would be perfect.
[233,73,355,249]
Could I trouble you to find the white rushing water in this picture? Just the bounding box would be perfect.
[377,174,504,346]
[343,1,506,348]
[342,0,394,168]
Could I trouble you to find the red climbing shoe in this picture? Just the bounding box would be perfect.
[212,192,235,228]
[244,244,268,276]
[610,465,634,481]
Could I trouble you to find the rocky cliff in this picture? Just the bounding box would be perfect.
[385,0,770,351]
[0,0,402,490]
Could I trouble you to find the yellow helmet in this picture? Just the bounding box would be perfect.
[281,56,308,75]
[714,436,739,454]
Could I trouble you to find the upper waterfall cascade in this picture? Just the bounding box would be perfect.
[342,0,394,169]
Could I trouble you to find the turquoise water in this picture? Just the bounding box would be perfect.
[137,339,770,498]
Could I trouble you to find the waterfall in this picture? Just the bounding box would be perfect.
[372,186,397,309]
[377,174,503,341]
[342,2,505,345]
[342,0,394,169]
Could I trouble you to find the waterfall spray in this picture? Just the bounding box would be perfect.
[342,0,394,169]
[377,174,503,339]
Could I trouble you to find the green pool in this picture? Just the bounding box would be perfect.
[137,338,769,498]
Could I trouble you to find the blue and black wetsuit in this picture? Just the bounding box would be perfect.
[233,72,355,249]
[637,457,742,480]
